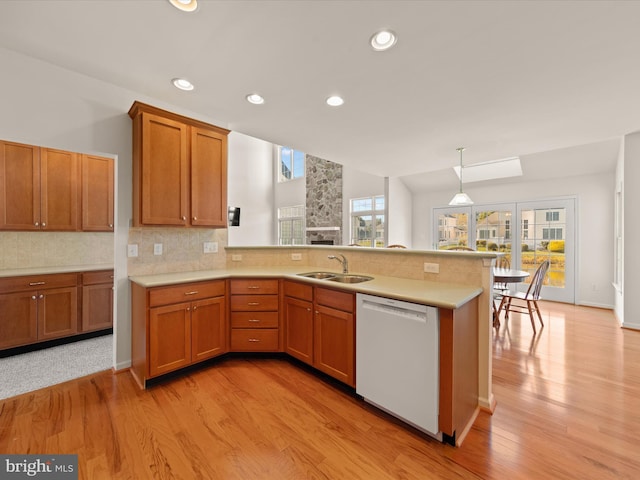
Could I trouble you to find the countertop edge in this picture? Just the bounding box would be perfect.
[0,264,115,278]
[129,268,483,310]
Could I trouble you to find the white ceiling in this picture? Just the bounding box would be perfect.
[0,0,636,191]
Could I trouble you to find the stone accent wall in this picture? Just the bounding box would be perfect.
[305,155,342,245]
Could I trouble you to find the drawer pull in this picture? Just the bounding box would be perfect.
[31,295,37,300]
[247,286,260,289]
[184,291,199,296]
[248,319,260,323]
[29,281,46,286]
[110,275,115,279]
[248,338,260,342]
[247,302,260,306]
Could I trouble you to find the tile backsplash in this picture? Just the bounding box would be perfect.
[0,232,114,270]
[127,227,227,276]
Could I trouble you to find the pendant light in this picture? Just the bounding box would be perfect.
[449,147,474,206]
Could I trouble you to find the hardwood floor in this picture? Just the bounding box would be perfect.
[1,301,639,479]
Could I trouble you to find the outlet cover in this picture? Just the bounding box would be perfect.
[291,253,302,261]
[424,262,439,274]
[204,241,218,253]
[231,254,243,262]
[154,243,163,255]
[127,244,138,257]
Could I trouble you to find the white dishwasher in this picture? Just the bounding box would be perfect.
[356,293,440,439]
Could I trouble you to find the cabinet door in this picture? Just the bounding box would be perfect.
[0,291,38,349]
[149,302,192,377]
[314,304,355,386]
[190,126,227,227]
[40,148,80,231]
[82,283,113,332]
[140,112,188,226]
[191,296,226,362]
[284,296,314,365]
[0,140,40,230]
[38,286,79,340]
[82,154,114,231]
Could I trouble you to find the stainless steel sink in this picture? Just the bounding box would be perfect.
[297,271,338,279]
[296,272,373,283]
[327,274,374,284]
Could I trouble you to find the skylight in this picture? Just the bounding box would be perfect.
[454,157,523,183]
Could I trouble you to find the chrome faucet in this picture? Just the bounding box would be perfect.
[328,254,349,274]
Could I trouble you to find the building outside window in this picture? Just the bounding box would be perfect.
[278,146,305,182]
[278,205,305,245]
[350,195,385,247]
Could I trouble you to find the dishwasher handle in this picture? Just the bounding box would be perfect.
[360,300,428,322]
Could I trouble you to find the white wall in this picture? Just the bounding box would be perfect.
[342,165,385,245]
[227,132,274,246]
[622,132,640,329]
[0,47,234,369]
[385,176,413,247]
[412,171,616,308]
[614,139,624,323]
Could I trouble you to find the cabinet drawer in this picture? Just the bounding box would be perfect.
[0,273,78,293]
[82,270,114,285]
[230,294,279,312]
[149,281,225,307]
[231,329,279,351]
[230,279,279,295]
[231,311,279,329]
[283,280,313,301]
[315,287,354,313]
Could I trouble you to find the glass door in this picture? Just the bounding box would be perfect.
[434,207,471,250]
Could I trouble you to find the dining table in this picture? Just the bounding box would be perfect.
[492,268,530,327]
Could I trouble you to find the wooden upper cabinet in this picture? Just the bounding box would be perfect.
[129,101,229,228]
[0,141,80,231]
[0,140,41,230]
[40,147,80,231]
[82,154,114,231]
[191,126,227,227]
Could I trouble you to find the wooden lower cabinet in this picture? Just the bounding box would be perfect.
[81,270,114,332]
[131,280,227,387]
[229,278,280,352]
[284,281,355,387]
[0,273,79,349]
[313,287,355,387]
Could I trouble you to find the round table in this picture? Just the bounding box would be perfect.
[492,268,530,327]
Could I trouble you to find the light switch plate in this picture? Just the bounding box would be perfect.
[231,254,243,262]
[127,244,138,257]
[204,241,218,253]
[291,253,302,261]
[424,262,439,273]
[154,243,163,255]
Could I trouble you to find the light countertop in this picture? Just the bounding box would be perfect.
[129,267,482,310]
[0,264,114,278]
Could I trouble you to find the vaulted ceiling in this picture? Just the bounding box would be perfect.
[1,1,636,191]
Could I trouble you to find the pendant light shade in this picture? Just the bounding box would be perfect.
[449,147,474,206]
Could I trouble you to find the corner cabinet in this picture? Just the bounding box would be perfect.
[128,101,229,228]
[130,280,227,387]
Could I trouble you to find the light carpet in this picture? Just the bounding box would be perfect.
[0,335,112,400]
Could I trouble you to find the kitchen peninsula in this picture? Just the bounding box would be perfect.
[129,245,495,446]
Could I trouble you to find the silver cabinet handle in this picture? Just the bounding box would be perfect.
[184,291,199,296]
[187,307,191,311]
[247,286,260,290]
[42,222,46,227]
[109,224,113,228]
[248,338,260,342]
[182,216,186,221]
[29,281,46,286]
[193,305,197,311]
[39,294,44,299]
[248,302,260,306]
[248,319,260,323]
[193,216,197,221]
[31,295,37,300]
[34,222,39,227]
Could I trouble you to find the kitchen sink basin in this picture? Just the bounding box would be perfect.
[297,271,337,279]
[296,272,374,284]
[327,274,374,284]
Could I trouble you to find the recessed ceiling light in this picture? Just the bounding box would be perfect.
[172,78,194,91]
[169,0,198,12]
[326,96,344,107]
[370,29,397,51]
[246,93,265,105]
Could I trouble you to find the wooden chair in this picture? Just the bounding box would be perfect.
[492,255,510,327]
[449,246,474,251]
[497,260,550,334]
[387,244,407,249]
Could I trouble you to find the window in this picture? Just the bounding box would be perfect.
[278,205,305,245]
[542,228,563,240]
[505,219,511,240]
[523,219,529,240]
[546,211,560,222]
[278,146,305,182]
[350,195,385,247]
